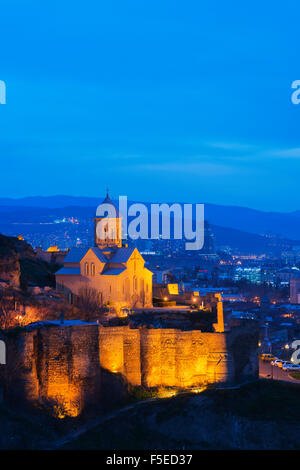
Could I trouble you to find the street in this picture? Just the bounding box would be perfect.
[259,359,300,384]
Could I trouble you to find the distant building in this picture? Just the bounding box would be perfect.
[47,246,60,252]
[278,267,300,284]
[200,221,216,255]
[218,266,235,282]
[290,277,300,304]
[221,294,246,302]
[35,246,68,266]
[230,311,257,320]
[167,283,179,295]
[234,267,261,284]
[152,270,170,284]
[261,268,277,286]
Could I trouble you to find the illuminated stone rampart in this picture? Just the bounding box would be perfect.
[1,321,258,417]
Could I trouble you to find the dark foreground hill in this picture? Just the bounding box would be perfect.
[62,381,300,450]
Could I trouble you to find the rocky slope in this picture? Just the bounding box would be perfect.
[0,234,55,289]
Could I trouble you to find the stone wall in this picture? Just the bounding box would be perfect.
[36,325,101,417]
[1,321,258,417]
[3,324,102,418]
[97,323,258,388]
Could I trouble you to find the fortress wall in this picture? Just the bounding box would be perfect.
[140,329,162,387]
[33,325,101,417]
[227,323,259,382]
[160,329,176,386]
[1,331,39,403]
[175,330,194,387]
[123,327,141,386]
[206,332,235,384]
[3,322,258,417]
[70,325,101,409]
[17,330,39,402]
[174,331,210,387]
[99,326,125,374]
[37,327,82,417]
[71,325,99,379]
[190,331,209,382]
[94,326,251,388]
[98,325,141,385]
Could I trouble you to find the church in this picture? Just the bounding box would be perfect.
[56,194,153,315]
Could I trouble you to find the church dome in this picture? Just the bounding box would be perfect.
[96,191,121,218]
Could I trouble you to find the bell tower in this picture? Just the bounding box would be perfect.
[94,191,122,249]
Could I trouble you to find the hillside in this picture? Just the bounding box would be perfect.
[0,195,299,240]
[211,224,293,255]
[63,381,300,450]
[0,205,298,255]
[0,234,56,289]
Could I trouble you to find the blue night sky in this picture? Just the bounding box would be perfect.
[0,1,300,211]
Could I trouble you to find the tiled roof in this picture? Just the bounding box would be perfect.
[109,247,135,263]
[101,267,127,276]
[89,247,108,262]
[63,247,89,263]
[56,267,81,276]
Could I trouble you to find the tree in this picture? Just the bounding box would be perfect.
[77,286,103,321]
[0,288,18,329]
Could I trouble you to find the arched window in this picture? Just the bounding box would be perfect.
[91,263,95,276]
[85,262,89,276]
[133,276,137,291]
[110,224,116,239]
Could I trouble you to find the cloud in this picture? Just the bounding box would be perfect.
[204,141,300,162]
[206,141,257,151]
[135,161,235,175]
[270,148,300,159]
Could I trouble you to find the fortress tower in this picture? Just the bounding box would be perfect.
[213,293,225,333]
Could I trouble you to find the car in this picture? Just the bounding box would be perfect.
[270,359,288,368]
[282,364,300,371]
[279,361,293,369]
[271,359,281,367]
[260,353,276,361]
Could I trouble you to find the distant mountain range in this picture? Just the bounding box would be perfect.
[0,195,299,241]
[0,196,103,208]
